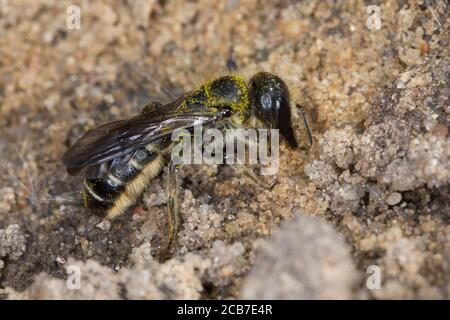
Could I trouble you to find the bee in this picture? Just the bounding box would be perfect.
[62,72,311,257]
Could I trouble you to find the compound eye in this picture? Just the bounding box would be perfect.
[260,93,272,110]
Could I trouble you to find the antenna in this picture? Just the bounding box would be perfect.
[296,104,313,146]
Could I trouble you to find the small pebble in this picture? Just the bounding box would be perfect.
[56,256,65,264]
[96,220,111,231]
[386,192,402,206]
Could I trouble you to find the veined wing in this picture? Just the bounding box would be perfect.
[62,98,229,177]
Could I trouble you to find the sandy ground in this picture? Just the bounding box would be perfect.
[0,0,449,299]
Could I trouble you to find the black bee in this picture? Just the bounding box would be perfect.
[62,72,311,256]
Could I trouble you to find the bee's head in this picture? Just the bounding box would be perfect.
[247,72,298,148]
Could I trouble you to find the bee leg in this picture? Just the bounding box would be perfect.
[296,104,313,146]
[43,191,85,206]
[161,162,182,261]
[140,101,163,114]
[223,131,278,190]
[232,164,277,191]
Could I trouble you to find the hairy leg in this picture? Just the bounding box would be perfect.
[161,162,182,260]
[296,104,313,146]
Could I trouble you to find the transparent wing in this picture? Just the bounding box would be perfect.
[62,98,228,177]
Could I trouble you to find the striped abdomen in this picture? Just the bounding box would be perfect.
[81,143,170,219]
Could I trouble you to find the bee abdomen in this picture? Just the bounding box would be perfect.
[81,176,123,214]
[82,144,169,219]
